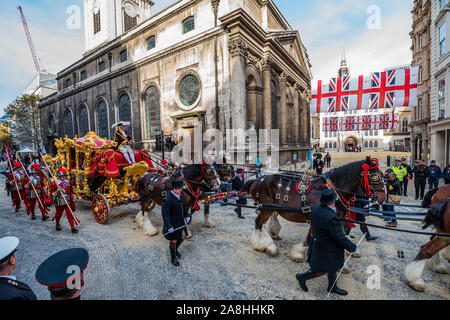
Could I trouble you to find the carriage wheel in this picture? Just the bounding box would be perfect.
[92,194,110,224]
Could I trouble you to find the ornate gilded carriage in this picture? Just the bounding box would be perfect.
[43,131,153,224]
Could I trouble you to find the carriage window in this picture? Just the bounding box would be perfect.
[118,94,132,132]
[79,105,89,137]
[64,110,74,139]
[97,100,108,138]
[144,86,161,139]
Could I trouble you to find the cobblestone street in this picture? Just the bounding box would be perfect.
[0,161,448,300]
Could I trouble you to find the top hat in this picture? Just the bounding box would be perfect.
[170,179,184,190]
[320,189,337,206]
[35,248,89,290]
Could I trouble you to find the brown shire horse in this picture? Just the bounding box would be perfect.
[134,162,222,236]
[404,184,450,292]
[242,157,386,261]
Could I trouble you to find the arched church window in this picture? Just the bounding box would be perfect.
[97,100,109,138]
[144,86,161,139]
[118,93,132,132]
[64,109,74,139]
[79,105,90,137]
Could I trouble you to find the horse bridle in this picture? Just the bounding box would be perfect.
[180,164,221,191]
[362,169,385,201]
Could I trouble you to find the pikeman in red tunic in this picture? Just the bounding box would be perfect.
[8,161,27,212]
[25,164,50,221]
[51,168,78,233]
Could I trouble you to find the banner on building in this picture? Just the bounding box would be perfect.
[311,67,418,113]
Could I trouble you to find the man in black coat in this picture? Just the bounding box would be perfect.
[401,158,412,196]
[162,179,191,266]
[412,159,429,200]
[231,168,247,219]
[0,236,36,300]
[443,162,450,184]
[295,189,357,296]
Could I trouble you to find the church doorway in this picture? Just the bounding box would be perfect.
[344,136,358,152]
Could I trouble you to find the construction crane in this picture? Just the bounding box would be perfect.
[17,5,46,74]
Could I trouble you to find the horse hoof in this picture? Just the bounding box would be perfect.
[204,224,216,229]
[352,253,361,259]
[186,232,193,239]
[407,280,426,292]
[265,244,278,256]
[432,265,448,274]
[272,236,282,241]
[290,255,305,263]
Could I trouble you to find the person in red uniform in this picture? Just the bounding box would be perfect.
[51,168,77,233]
[24,164,49,221]
[8,162,27,212]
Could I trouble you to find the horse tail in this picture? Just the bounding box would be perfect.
[422,200,449,230]
[241,179,257,194]
[422,188,438,208]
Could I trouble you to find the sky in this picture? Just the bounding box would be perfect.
[0,0,413,114]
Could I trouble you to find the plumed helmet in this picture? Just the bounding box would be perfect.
[57,168,67,177]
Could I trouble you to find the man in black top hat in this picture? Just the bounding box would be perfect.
[0,236,37,300]
[162,179,191,266]
[35,248,89,300]
[231,168,247,219]
[295,189,357,296]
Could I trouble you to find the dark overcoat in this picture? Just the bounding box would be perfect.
[161,192,190,241]
[232,176,247,205]
[0,278,37,300]
[307,204,357,273]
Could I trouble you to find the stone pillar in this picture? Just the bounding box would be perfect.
[228,38,248,131]
[262,57,272,130]
[291,84,300,145]
[278,72,287,145]
[300,91,309,144]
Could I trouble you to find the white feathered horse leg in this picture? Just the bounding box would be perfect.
[142,212,158,236]
[427,251,448,274]
[268,212,282,240]
[251,224,278,256]
[442,246,450,263]
[404,259,427,292]
[135,210,144,229]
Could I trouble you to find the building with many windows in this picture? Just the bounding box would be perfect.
[316,58,412,153]
[429,0,450,167]
[410,0,431,161]
[38,0,312,166]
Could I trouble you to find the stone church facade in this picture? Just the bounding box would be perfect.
[39,0,312,166]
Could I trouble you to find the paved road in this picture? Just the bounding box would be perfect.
[0,170,448,300]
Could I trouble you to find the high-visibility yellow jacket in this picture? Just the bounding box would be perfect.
[392,165,407,182]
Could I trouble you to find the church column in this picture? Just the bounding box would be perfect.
[262,57,272,130]
[300,91,309,144]
[228,38,248,131]
[278,72,287,145]
[291,84,300,145]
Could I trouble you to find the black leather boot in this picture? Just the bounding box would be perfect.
[360,224,377,241]
[234,207,245,219]
[170,247,180,266]
[175,240,183,258]
[327,273,348,295]
[295,270,323,292]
